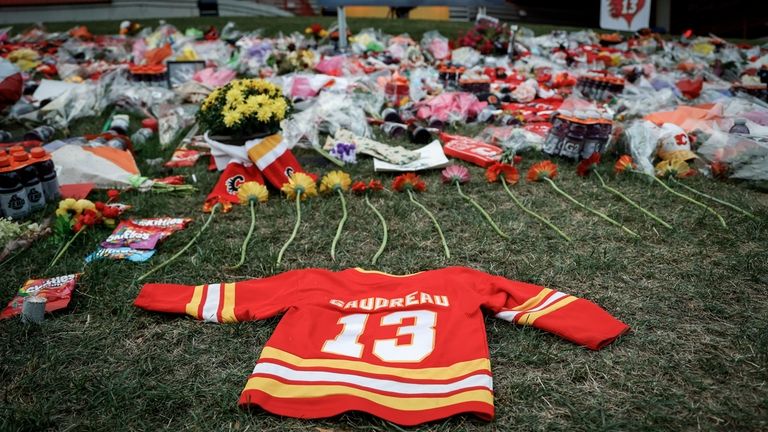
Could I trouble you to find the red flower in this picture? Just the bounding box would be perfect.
[107,189,120,202]
[368,180,384,191]
[72,221,84,232]
[527,161,558,182]
[77,209,102,228]
[101,205,121,219]
[351,181,368,194]
[710,161,730,180]
[485,163,520,184]
[576,152,601,177]
[310,23,322,34]
[614,155,636,174]
[392,173,426,192]
[95,201,106,212]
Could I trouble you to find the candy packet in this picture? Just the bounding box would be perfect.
[0,274,79,319]
[101,223,166,250]
[128,217,192,233]
[86,247,155,263]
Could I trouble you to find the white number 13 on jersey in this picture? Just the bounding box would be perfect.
[321,310,437,363]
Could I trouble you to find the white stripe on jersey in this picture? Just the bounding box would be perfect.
[202,284,221,323]
[495,291,569,322]
[254,141,288,171]
[250,362,493,394]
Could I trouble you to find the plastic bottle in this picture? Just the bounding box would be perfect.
[30,147,60,203]
[729,119,750,135]
[543,110,571,156]
[108,114,130,135]
[13,152,46,212]
[0,156,30,219]
[562,111,588,159]
[23,125,55,143]
[130,128,154,146]
[582,118,602,159]
[0,130,12,142]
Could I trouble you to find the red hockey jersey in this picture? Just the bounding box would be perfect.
[134,267,629,426]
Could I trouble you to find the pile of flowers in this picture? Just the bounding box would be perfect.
[304,23,329,40]
[197,78,291,138]
[454,20,509,55]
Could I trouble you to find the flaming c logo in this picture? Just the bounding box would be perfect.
[225,175,245,195]
[608,0,645,27]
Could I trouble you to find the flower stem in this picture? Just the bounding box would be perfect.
[365,195,388,265]
[331,189,348,261]
[138,204,220,282]
[313,144,345,167]
[543,177,640,238]
[48,227,85,269]
[277,192,302,265]
[595,171,673,230]
[456,182,509,240]
[230,200,257,269]
[407,189,450,259]
[501,178,571,242]
[670,178,758,220]
[640,172,727,228]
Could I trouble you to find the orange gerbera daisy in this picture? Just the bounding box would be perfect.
[485,162,520,184]
[614,155,636,174]
[526,160,558,182]
[576,152,601,177]
[392,173,426,192]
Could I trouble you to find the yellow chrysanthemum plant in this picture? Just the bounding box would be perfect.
[320,171,352,261]
[229,182,269,269]
[197,78,292,144]
[277,173,317,265]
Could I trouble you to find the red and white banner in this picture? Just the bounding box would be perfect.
[600,0,651,32]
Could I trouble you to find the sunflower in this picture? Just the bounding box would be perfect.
[237,181,269,204]
[281,172,317,201]
[320,171,352,193]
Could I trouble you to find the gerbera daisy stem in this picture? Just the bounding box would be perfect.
[640,173,727,228]
[277,192,303,265]
[543,177,640,238]
[48,227,85,269]
[456,182,509,240]
[670,178,758,220]
[331,189,348,261]
[595,171,673,230]
[407,189,450,259]
[230,200,257,269]
[500,178,571,242]
[138,203,220,282]
[365,194,388,265]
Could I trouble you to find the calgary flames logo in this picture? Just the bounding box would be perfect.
[608,0,645,27]
[225,174,245,195]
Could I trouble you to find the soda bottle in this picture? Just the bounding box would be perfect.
[729,119,750,135]
[408,124,433,144]
[581,114,602,160]
[543,110,571,156]
[30,147,60,203]
[598,112,614,154]
[0,156,30,219]
[108,114,130,135]
[381,108,402,123]
[13,152,46,212]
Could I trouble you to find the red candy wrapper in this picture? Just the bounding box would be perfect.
[440,132,503,167]
[164,149,201,168]
[128,217,192,232]
[0,274,80,320]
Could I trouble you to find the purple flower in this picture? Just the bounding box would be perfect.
[330,142,357,164]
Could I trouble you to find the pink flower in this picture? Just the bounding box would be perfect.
[441,164,470,184]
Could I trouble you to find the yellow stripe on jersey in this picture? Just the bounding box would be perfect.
[511,288,552,311]
[185,285,204,319]
[221,283,237,323]
[259,347,490,380]
[246,134,282,162]
[244,377,493,410]
[518,296,578,325]
[353,268,424,278]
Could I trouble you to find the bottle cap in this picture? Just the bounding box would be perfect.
[30,147,47,159]
[9,145,25,154]
[0,156,10,168]
[13,152,29,162]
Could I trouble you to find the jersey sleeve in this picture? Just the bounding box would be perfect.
[133,270,304,323]
[471,270,629,350]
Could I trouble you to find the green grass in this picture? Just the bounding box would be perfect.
[1,16,768,432]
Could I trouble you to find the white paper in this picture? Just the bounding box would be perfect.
[599,0,651,32]
[373,140,449,172]
[32,79,80,101]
